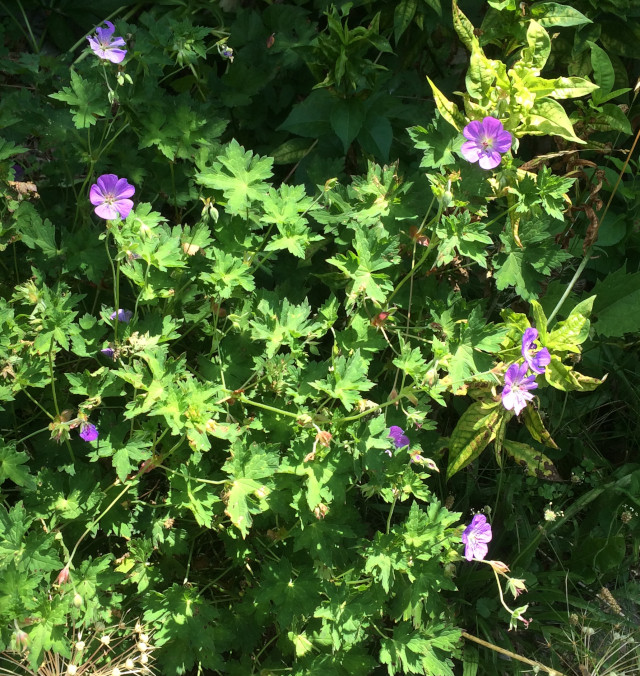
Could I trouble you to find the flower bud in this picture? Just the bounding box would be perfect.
[56,565,70,585]
[73,593,83,608]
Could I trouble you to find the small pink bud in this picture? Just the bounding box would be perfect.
[56,565,70,585]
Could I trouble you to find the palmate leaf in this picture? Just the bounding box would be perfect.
[311,349,374,410]
[0,440,34,488]
[222,442,279,537]
[49,70,107,128]
[592,264,640,337]
[196,139,273,215]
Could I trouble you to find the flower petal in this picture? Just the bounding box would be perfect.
[461,140,482,163]
[478,150,502,170]
[114,178,135,199]
[114,198,134,219]
[463,120,483,141]
[94,202,119,220]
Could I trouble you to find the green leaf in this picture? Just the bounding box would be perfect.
[0,441,34,488]
[394,0,418,43]
[530,3,591,27]
[311,349,374,410]
[201,248,256,300]
[278,88,334,138]
[435,211,493,268]
[0,137,28,161]
[588,41,615,101]
[49,70,108,128]
[546,296,594,352]
[358,112,393,162]
[222,442,279,537]
[408,114,460,169]
[169,462,221,527]
[14,202,59,258]
[195,139,273,215]
[592,264,640,337]
[543,356,604,392]
[447,402,504,479]
[330,97,365,152]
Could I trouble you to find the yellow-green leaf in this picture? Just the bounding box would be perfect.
[503,439,561,481]
[447,401,505,479]
[547,295,595,352]
[522,405,558,449]
[427,77,466,131]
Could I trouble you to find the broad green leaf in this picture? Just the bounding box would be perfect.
[330,97,365,152]
[528,76,599,100]
[394,0,418,43]
[588,41,615,100]
[522,405,558,449]
[358,112,392,162]
[447,401,504,479]
[593,265,640,337]
[547,296,594,352]
[278,88,334,138]
[530,3,591,27]
[524,98,584,143]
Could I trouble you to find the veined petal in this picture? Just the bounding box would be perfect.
[461,140,482,162]
[481,116,504,137]
[114,198,134,219]
[95,202,119,220]
[478,151,502,170]
[463,120,483,141]
[114,178,135,199]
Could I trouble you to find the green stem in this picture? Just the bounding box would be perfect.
[386,496,397,534]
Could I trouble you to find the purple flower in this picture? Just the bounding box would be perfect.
[87,21,127,64]
[501,363,538,416]
[89,174,135,220]
[110,309,132,323]
[79,422,99,442]
[388,426,410,449]
[462,514,492,561]
[521,328,550,375]
[101,347,115,359]
[461,117,512,170]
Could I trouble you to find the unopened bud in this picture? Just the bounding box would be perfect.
[73,593,83,608]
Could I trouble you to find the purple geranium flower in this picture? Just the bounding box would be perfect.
[101,347,115,359]
[89,174,135,220]
[462,514,492,561]
[461,117,512,170]
[79,422,99,442]
[87,21,127,64]
[388,426,410,449]
[110,309,132,323]
[521,328,550,375]
[501,363,538,416]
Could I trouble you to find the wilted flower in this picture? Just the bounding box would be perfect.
[79,422,99,442]
[461,514,492,561]
[461,116,512,170]
[521,328,550,374]
[87,21,127,64]
[13,628,29,651]
[90,174,135,220]
[388,426,410,449]
[110,309,133,323]
[101,347,115,359]
[501,363,538,415]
